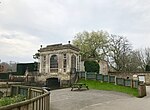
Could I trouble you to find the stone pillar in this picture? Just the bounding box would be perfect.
[58,54,63,73]
[39,55,42,73]
[67,53,71,73]
[45,54,49,73]
[76,55,78,71]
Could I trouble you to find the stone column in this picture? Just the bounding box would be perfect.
[58,53,63,73]
[78,55,81,71]
[39,55,42,73]
[76,55,78,71]
[45,54,49,73]
[67,53,71,73]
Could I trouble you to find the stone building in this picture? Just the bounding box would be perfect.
[0,62,9,73]
[36,43,81,86]
[99,60,109,75]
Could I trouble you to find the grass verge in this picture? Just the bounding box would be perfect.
[79,79,138,97]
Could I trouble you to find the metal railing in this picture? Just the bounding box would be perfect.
[0,85,50,110]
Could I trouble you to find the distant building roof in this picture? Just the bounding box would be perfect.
[38,43,80,52]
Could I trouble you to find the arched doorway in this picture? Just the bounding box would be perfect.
[46,78,60,89]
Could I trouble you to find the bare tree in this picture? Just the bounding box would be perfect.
[134,48,150,71]
[125,50,144,72]
[105,35,132,71]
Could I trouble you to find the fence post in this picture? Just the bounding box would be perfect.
[85,72,87,80]
[10,86,13,97]
[17,86,19,94]
[131,79,133,88]
[102,75,104,82]
[96,74,99,81]
[123,78,125,86]
[28,88,31,99]
[108,75,110,83]
[115,76,117,85]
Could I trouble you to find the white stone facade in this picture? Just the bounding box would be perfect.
[37,43,81,82]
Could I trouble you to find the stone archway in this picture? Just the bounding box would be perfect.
[46,78,60,89]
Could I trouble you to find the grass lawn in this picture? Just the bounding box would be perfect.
[79,79,138,97]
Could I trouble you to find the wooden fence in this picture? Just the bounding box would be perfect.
[78,72,139,88]
[0,85,50,110]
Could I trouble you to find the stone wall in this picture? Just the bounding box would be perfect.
[99,60,108,75]
[36,72,70,84]
[108,72,150,85]
[80,61,85,71]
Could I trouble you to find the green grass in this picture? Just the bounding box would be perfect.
[79,79,138,97]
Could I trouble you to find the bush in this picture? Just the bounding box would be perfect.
[84,60,100,73]
[145,65,150,71]
[0,95,26,107]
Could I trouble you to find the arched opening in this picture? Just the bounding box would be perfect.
[50,55,58,72]
[46,78,60,89]
[71,55,76,74]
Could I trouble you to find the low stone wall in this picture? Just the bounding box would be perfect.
[36,72,71,86]
[108,72,150,85]
[36,73,70,81]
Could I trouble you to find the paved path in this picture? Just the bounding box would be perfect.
[51,87,150,110]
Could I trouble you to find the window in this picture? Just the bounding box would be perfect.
[50,55,58,72]
[43,56,46,67]
[63,54,67,72]
[63,59,67,68]
[64,54,66,58]
[77,56,80,71]
[44,56,46,60]
[71,55,76,69]
[71,55,76,74]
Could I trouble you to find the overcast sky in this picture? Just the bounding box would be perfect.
[0,0,150,63]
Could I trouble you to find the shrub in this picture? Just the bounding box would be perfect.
[0,95,26,107]
[145,65,150,71]
[84,60,100,73]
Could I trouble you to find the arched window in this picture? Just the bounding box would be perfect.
[71,55,76,69]
[63,54,67,72]
[50,55,58,72]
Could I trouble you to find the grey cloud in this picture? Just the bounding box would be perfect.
[0,0,150,62]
